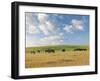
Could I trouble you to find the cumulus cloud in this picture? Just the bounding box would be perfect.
[37,13,49,35]
[40,35,64,45]
[40,35,63,41]
[28,25,39,34]
[64,19,84,33]
[71,19,84,30]
[26,13,64,47]
[45,21,56,32]
[63,25,73,33]
[37,13,57,35]
[26,34,64,47]
[39,24,49,35]
[26,13,59,35]
[37,13,48,24]
[26,13,40,34]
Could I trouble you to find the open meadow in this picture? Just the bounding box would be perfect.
[25,45,89,68]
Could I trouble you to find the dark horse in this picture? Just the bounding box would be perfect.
[62,49,66,52]
[45,49,55,53]
[37,50,40,53]
[31,50,35,54]
[74,48,87,51]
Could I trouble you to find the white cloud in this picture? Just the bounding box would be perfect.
[40,35,64,45]
[59,39,64,42]
[27,35,64,47]
[28,25,39,34]
[37,13,57,35]
[26,13,64,47]
[26,13,40,34]
[26,13,58,35]
[41,35,62,41]
[71,19,84,30]
[46,21,56,32]
[63,25,73,33]
[49,35,63,40]
[59,32,64,36]
[37,13,48,24]
[39,24,50,35]
[64,19,84,33]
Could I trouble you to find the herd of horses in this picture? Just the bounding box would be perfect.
[30,48,87,54]
[31,48,55,54]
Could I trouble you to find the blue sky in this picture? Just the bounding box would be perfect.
[26,12,89,47]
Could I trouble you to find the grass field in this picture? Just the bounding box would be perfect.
[25,45,89,68]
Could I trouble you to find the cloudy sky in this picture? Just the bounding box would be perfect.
[25,12,89,47]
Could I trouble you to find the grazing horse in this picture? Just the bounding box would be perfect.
[62,49,66,52]
[45,49,55,53]
[74,48,87,51]
[37,50,40,53]
[31,50,35,54]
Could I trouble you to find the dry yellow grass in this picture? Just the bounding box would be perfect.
[25,51,89,68]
